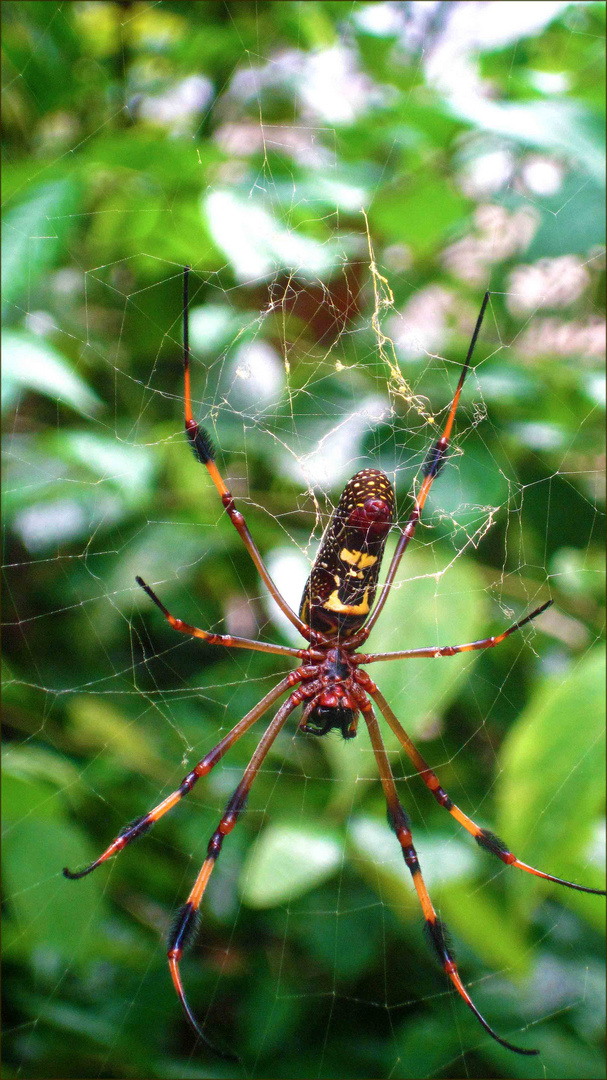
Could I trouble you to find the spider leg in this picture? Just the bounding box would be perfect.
[181,268,313,643]
[364,292,489,636]
[136,575,314,660]
[359,600,553,663]
[63,673,299,880]
[361,700,538,1056]
[366,682,605,897]
[167,688,302,1050]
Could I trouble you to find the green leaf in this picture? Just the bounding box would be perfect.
[2,771,62,825]
[394,1017,466,1080]
[239,822,342,907]
[2,331,101,415]
[348,815,478,900]
[497,647,606,913]
[86,131,222,181]
[2,745,80,813]
[483,1025,607,1080]
[2,762,105,965]
[59,432,154,499]
[66,697,165,780]
[524,173,606,257]
[3,816,103,963]
[1,179,80,311]
[438,879,530,979]
[369,173,468,254]
[188,303,252,357]
[204,190,340,281]
[365,549,491,740]
[447,98,605,184]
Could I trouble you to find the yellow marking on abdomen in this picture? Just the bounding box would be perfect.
[323,588,370,616]
[340,548,378,569]
[358,553,377,569]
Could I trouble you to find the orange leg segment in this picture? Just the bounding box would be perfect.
[181,268,314,643]
[136,575,315,660]
[366,682,605,897]
[166,688,303,1051]
[361,701,538,1056]
[359,600,553,663]
[62,673,299,881]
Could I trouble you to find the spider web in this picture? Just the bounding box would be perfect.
[2,3,605,1079]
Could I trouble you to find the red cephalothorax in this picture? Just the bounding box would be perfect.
[63,275,604,1063]
[298,646,362,739]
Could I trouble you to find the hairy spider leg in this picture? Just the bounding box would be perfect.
[181,268,313,642]
[167,688,306,1049]
[359,600,553,663]
[366,682,606,897]
[364,291,490,637]
[136,575,318,661]
[361,701,539,1056]
[63,674,298,881]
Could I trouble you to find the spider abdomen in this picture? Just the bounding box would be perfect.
[299,469,395,637]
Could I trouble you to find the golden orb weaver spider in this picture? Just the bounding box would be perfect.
[64,268,605,1060]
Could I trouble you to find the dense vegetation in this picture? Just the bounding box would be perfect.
[2,3,605,1078]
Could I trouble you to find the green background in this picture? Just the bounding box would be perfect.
[2,3,605,1078]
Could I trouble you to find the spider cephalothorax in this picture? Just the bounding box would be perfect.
[298,647,362,740]
[64,273,605,1062]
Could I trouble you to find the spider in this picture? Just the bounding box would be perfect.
[65,269,605,1059]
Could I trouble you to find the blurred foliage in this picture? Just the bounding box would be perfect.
[2,2,605,1079]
